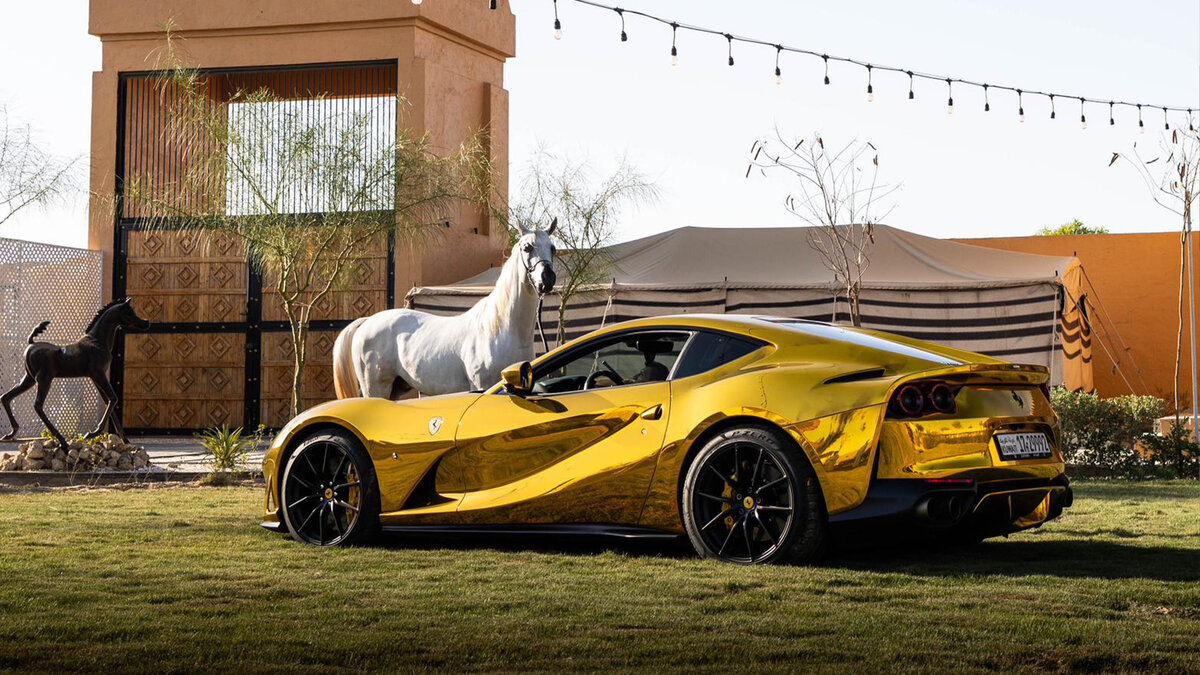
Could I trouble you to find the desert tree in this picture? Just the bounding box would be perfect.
[749,133,896,327]
[1036,219,1109,236]
[509,150,656,346]
[124,37,494,417]
[1112,124,1200,432]
[0,106,78,230]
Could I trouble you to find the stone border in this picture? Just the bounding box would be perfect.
[0,470,263,488]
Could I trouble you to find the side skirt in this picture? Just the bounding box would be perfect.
[380,524,682,541]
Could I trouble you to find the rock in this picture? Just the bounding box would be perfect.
[132,455,148,469]
[106,456,119,467]
[53,450,67,463]
[26,447,45,461]
[18,441,34,453]
[116,456,133,471]
[43,439,58,449]
[50,459,65,471]
[25,459,45,471]
[107,433,123,446]
[68,439,84,450]
[67,449,79,461]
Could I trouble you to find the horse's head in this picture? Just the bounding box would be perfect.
[114,298,151,330]
[514,219,557,295]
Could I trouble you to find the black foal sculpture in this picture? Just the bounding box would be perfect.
[0,297,150,450]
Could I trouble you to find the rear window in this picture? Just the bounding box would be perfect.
[674,331,765,379]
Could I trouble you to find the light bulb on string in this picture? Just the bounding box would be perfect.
[983,84,990,112]
[670,23,678,66]
[1138,104,1144,133]
[1049,94,1056,120]
[725,34,734,66]
[822,55,830,85]
[774,46,782,85]
[1163,107,1170,130]
[1109,102,1115,126]
[1080,98,1087,130]
[866,65,873,101]
[1018,89,1025,124]
[906,71,914,100]
[946,79,953,115]
[1189,110,1195,132]
[616,8,626,42]
[552,0,562,40]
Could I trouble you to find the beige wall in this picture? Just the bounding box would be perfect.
[88,0,516,301]
[958,232,1199,408]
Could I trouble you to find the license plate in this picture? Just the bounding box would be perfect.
[995,432,1052,460]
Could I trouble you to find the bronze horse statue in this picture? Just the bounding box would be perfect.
[1,298,150,450]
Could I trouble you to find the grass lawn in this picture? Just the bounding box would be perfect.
[0,481,1196,673]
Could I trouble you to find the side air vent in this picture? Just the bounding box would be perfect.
[824,368,887,385]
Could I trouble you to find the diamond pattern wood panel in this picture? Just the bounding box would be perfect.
[260,233,387,322]
[125,230,247,323]
[260,330,338,428]
[122,333,245,429]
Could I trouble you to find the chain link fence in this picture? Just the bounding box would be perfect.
[0,238,103,439]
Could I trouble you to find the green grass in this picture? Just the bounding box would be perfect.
[0,482,1196,673]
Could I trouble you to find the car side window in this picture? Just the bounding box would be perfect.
[673,331,766,379]
[531,331,691,395]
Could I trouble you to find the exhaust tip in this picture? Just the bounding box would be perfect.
[929,383,956,414]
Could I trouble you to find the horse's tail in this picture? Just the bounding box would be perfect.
[27,321,50,344]
[333,317,368,399]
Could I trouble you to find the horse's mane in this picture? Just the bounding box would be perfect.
[85,298,125,333]
[480,253,521,338]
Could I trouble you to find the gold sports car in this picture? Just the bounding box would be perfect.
[260,315,1072,564]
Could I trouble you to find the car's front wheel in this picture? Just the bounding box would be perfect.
[280,430,380,546]
[681,424,826,564]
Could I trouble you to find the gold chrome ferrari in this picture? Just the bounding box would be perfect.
[260,315,1071,564]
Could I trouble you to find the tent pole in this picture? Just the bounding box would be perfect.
[1187,226,1200,450]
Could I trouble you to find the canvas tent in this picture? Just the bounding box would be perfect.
[407,225,1093,390]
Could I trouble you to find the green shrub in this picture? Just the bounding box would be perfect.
[1051,388,1172,478]
[1139,424,1200,479]
[195,426,256,472]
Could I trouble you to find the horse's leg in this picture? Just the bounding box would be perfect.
[0,374,35,440]
[32,375,68,451]
[86,373,117,440]
[357,346,396,399]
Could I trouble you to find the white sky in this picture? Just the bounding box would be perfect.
[1,0,1197,248]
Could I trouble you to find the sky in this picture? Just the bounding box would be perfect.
[0,0,1197,248]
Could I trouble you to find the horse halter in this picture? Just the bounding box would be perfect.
[523,255,554,297]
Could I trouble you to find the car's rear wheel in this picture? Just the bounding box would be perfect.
[682,425,826,564]
[280,430,380,546]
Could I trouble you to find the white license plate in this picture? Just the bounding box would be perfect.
[995,432,1052,460]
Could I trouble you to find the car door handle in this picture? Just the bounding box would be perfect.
[640,404,663,420]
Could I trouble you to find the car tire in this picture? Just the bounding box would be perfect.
[681,424,827,564]
[280,429,380,547]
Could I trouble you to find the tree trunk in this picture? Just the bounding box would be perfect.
[290,322,308,418]
[849,285,862,327]
[557,298,568,348]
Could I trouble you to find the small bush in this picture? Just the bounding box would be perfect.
[195,426,256,472]
[1139,424,1200,479]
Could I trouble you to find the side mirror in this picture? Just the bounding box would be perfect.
[501,361,534,396]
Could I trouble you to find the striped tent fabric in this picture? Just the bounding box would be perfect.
[407,225,1091,390]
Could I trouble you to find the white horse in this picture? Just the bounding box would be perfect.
[332,221,557,399]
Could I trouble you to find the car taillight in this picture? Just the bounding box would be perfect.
[1039,383,1051,401]
[888,381,958,418]
[929,383,956,414]
[891,384,925,417]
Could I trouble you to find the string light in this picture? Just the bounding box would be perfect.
[1080,98,1086,130]
[1163,107,1170,130]
[553,0,1191,131]
[946,79,953,115]
[670,22,678,65]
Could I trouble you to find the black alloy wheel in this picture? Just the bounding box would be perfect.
[682,425,826,564]
[281,430,380,547]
